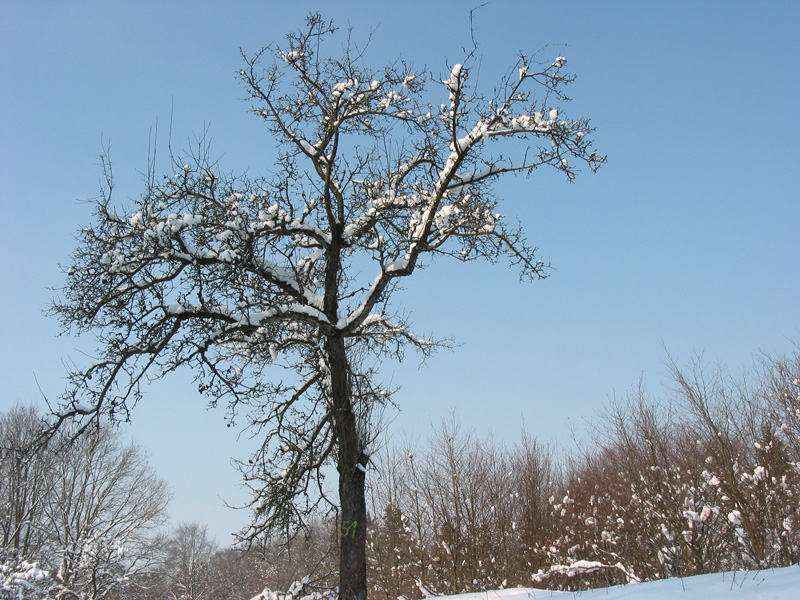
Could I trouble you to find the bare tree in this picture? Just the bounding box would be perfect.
[49,14,603,599]
[0,406,54,599]
[160,523,218,600]
[41,428,170,600]
[0,406,169,600]
[204,547,270,600]
[0,406,51,564]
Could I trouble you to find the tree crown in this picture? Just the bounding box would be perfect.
[51,14,603,539]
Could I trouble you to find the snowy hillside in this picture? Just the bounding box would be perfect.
[434,567,799,600]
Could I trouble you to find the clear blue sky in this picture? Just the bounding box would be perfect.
[2,1,798,545]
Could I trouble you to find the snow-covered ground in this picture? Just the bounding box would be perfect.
[437,566,799,600]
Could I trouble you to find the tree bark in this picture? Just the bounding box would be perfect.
[338,448,367,600]
[326,334,368,600]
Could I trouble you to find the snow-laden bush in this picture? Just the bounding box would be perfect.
[0,556,51,600]
[250,577,336,600]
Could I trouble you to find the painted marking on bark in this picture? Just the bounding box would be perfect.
[341,520,358,537]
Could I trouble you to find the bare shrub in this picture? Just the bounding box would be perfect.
[367,418,556,598]
[538,349,800,591]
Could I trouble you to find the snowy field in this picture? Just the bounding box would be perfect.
[433,566,800,600]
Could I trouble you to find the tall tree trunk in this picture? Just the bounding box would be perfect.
[339,450,367,600]
[324,227,367,600]
[326,334,368,600]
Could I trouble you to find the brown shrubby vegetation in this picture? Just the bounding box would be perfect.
[365,418,556,599]
[5,347,798,598]
[532,350,800,591]
[217,347,800,598]
[362,348,800,596]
